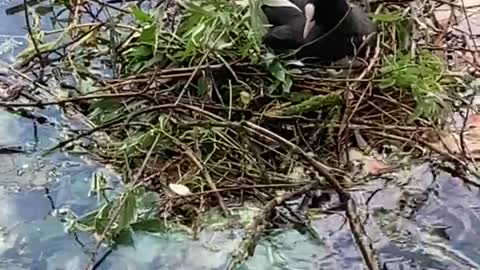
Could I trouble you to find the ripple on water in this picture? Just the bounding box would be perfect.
[0,109,118,269]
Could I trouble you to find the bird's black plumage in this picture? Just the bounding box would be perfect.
[261,0,378,64]
[298,0,378,63]
[262,0,306,26]
[261,0,322,50]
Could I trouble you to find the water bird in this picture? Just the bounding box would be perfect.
[262,0,378,64]
[298,0,378,63]
[262,0,322,50]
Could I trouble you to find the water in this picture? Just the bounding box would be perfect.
[1,1,480,269]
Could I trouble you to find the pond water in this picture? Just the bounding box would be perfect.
[1,1,480,269]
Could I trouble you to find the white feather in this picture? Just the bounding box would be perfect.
[263,0,302,12]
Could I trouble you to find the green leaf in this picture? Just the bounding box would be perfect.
[282,76,293,93]
[187,3,216,17]
[88,98,122,112]
[114,228,135,247]
[139,25,157,45]
[83,203,113,233]
[131,219,168,233]
[132,45,153,58]
[78,77,98,94]
[197,74,210,96]
[210,39,232,50]
[139,53,164,72]
[116,191,137,229]
[130,4,153,24]
[72,208,101,232]
[268,60,286,82]
[249,0,267,39]
[188,23,206,45]
[371,12,403,22]
[378,77,395,89]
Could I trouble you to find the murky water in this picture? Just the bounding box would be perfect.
[1,1,480,269]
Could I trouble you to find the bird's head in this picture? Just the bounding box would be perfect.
[302,0,349,39]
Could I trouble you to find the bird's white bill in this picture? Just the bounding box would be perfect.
[303,3,315,39]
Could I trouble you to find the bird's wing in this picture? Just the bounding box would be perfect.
[263,0,302,12]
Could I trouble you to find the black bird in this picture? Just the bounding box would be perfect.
[262,0,322,51]
[297,0,378,63]
[261,0,378,64]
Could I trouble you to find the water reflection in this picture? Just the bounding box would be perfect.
[0,110,109,269]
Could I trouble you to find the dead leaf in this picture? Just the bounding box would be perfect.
[169,183,192,196]
[366,159,393,176]
[427,122,480,158]
[433,0,480,70]
[239,91,251,107]
[467,114,480,128]
[434,0,480,37]
[348,148,393,176]
[288,165,306,182]
[353,129,369,151]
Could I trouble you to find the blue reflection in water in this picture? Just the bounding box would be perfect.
[0,110,114,269]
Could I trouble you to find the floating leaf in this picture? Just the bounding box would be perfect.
[114,228,135,247]
[131,219,168,233]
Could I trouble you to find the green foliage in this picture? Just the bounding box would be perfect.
[124,0,263,73]
[264,53,293,93]
[379,51,450,122]
[18,7,66,60]
[63,182,169,247]
[280,92,343,116]
[120,0,294,93]
[123,5,164,73]
[372,11,412,51]
[88,99,125,124]
[178,0,262,60]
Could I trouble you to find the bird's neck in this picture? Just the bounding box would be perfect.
[314,0,350,29]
